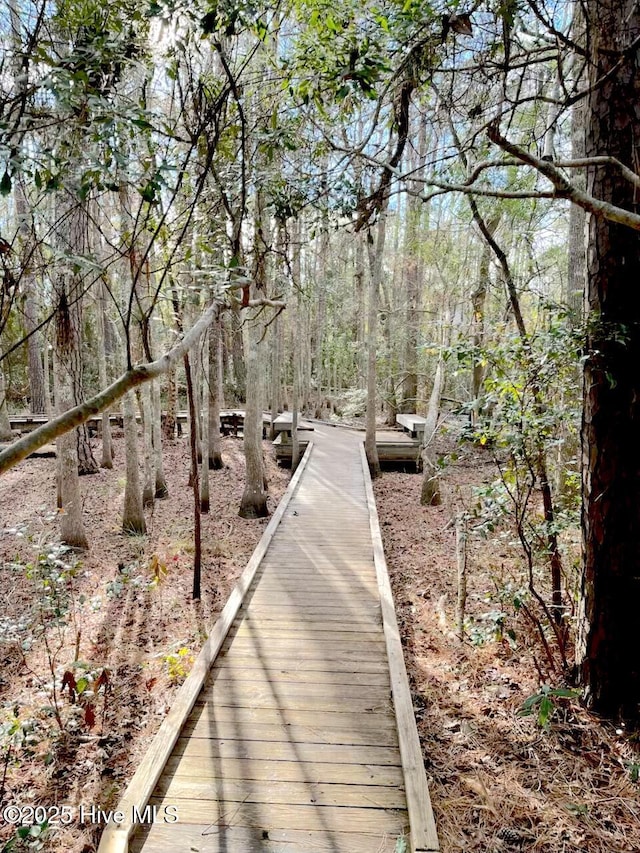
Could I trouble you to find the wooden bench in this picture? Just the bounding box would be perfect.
[273,432,311,465]
[396,413,427,440]
[272,413,315,438]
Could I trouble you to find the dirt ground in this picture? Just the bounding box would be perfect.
[0,431,288,852]
[0,423,639,852]
[373,430,640,853]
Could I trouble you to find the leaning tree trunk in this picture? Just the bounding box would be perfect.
[578,0,640,720]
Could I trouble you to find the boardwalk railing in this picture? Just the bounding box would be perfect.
[360,443,439,852]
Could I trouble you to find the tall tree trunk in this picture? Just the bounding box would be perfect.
[163,367,177,440]
[152,378,168,497]
[471,215,500,427]
[185,352,202,599]
[119,183,146,533]
[420,355,445,506]
[122,390,146,535]
[578,0,640,720]
[290,220,302,470]
[230,300,246,402]
[200,330,210,513]
[565,8,587,324]
[269,311,281,439]
[63,194,98,477]
[354,233,366,388]
[141,382,154,507]
[365,214,386,478]
[55,282,89,549]
[239,300,268,517]
[9,0,46,416]
[0,367,13,441]
[208,314,224,470]
[24,290,46,415]
[96,281,114,469]
[240,177,269,518]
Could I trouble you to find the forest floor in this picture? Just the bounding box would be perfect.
[373,421,640,853]
[0,421,638,852]
[0,431,288,852]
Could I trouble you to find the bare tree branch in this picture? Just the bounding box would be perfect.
[487,122,640,230]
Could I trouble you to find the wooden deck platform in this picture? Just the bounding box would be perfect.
[97,426,438,853]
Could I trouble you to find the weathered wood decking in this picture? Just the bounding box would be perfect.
[98,426,438,853]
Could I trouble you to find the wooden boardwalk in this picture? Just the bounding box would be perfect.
[99,427,438,853]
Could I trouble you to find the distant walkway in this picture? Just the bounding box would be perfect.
[100,426,438,853]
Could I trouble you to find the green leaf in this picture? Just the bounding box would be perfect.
[0,171,12,196]
[538,695,553,727]
[201,10,218,34]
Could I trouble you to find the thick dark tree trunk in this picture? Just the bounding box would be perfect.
[578,0,640,720]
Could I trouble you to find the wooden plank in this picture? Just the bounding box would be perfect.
[250,579,379,590]
[163,755,405,787]
[240,609,381,624]
[360,443,439,853]
[246,592,378,604]
[184,717,398,748]
[201,681,391,703]
[210,668,388,686]
[230,626,384,643]
[231,618,379,633]
[211,655,388,674]
[173,737,402,767]
[218,643,385,662]
[184,704,397,734]
[219,636,386,654]
[154,776,406,809]
[97,445,315,853]
[145,798,409,835]
[131,823,402,853]
[208,670,388,688]
[193,692,393,715]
